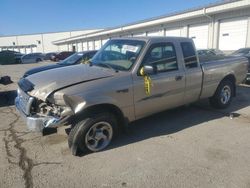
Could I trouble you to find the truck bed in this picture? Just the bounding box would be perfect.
[200,56,248,99]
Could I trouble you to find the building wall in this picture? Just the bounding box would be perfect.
[0,29,100,53]
[63,7,250,52]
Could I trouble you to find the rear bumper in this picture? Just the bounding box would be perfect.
[15,97,60,132]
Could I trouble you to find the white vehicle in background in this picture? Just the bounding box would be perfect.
[21,53,45,64]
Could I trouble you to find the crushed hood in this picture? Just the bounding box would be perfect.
[24,64,114,101]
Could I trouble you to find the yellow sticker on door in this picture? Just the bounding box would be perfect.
[144,75,152,95]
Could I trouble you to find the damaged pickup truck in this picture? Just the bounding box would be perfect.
[15,37,248,156]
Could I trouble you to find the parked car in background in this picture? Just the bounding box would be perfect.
[23,50,97,77]
[51,51,75,61]
[197,49,224,56]
[197,49,214,56]
[0,50,24,64]
[197,49,225,62]
[231,48,250,58]
[44,52,57,61]
[21,53,45,64]
[230,48,250,83]
[209,49,224,56]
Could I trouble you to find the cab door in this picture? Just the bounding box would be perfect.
[180,42,203,103]
[133,42,186,119]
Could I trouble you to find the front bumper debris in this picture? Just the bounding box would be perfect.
[15,96,61,132]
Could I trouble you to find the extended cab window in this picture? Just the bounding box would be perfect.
[181,42,198,68]
[144,43,178,73]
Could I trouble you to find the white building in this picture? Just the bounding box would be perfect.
[53,0,250,52]
[0,29,101,53]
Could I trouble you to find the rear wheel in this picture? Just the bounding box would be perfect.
[36,58,42,63]
[68,113,118,156]
[245,79,250,85]
[209,79,234,109]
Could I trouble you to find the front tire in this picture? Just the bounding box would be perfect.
[68,113,118,156]
[209,79,234,109]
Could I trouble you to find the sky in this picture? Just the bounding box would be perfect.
[0,0,219,36]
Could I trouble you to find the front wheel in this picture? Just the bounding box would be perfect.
[68,113,118,156]
[209,79,234,109]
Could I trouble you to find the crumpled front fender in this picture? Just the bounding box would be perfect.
[63,94,119,115]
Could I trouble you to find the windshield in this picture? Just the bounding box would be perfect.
[91,39,145,71]
[58,52,82,65]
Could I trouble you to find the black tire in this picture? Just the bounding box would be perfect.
[68,113,118,156]
[36,58,41,63]
[209,79,234,109]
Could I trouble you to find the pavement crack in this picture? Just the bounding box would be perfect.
[3,107,34,188]
[1,89,62,188]
[3,107,62,188]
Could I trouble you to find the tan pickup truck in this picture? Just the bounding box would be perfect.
[15,37,248,156]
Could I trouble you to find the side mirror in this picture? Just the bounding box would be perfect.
[140,65,156,76]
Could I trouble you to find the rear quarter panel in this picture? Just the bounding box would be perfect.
[200,56,248,99]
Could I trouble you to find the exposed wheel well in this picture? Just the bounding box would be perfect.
[73,104,127,129]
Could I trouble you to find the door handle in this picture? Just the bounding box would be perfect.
[175,75,183,81]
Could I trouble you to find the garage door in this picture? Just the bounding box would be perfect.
[165,28,181,37]
[77,43,82,52]
[94,40,102,50]
[147,30,163,36]
[82,42,87,51]
[189,24,209,49]
[133,32,146,37]
[25,48,31,54]
[31,47,37,53]
[58,45,67,51]
[219,18,248,51]
[20,48,25,54]
[88,41,94,50]
[68,44,73,51]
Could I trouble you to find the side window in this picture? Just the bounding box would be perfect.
[181,42,198,68]
[144,43,178,73]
